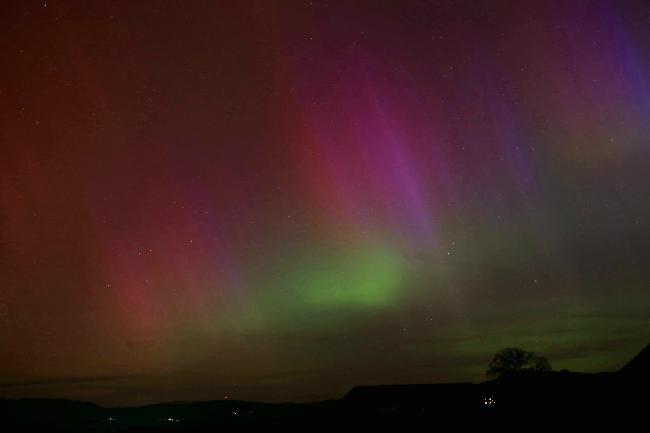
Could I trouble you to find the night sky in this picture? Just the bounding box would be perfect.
[1,0,650,406]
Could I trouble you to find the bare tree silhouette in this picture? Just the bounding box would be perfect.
[487,347,551,377]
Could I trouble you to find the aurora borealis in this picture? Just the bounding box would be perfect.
[1,0,650,406]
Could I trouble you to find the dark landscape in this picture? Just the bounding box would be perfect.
[2,344,647,431]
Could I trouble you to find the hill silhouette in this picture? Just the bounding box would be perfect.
[2,344,648,431]
[620,344,650,377]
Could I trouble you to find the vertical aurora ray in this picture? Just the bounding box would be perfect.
[289,48,441,247]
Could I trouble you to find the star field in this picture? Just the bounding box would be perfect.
[1,0,649,406]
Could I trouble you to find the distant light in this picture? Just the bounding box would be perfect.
[482,397,496,406]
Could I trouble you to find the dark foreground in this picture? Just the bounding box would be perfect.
[2,345,648,431]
